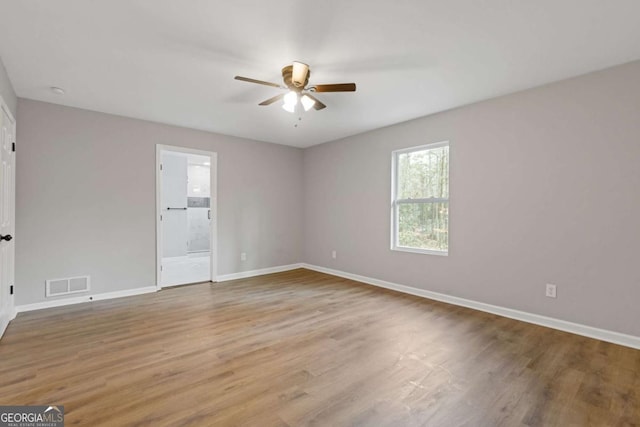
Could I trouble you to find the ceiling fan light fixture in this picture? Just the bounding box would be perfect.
[291,61,309,87]
[282,103,296,113]
[300,94,316,111]
[282,91,298,113]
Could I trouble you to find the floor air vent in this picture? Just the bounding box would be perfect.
[46,275,91,297]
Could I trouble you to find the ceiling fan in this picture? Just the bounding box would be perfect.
[234,62,356,113]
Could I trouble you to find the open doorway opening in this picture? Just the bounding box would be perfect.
[156,145,217,288]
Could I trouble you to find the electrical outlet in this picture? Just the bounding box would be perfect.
[240,252,247,262]
[331,250,337,259]
[545,283,557,298]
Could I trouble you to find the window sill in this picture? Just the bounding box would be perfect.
[391,246,448,256]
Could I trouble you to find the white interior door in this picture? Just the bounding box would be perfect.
[161,153,189,258]
[0,100,16,336]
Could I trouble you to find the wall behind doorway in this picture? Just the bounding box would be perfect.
[15,99,303,306]
[187,160,211,253]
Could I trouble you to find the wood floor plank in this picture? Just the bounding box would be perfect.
[0,269,638,426]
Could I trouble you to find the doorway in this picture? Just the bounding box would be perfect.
[156,145,217,288]
[0,98,16,336]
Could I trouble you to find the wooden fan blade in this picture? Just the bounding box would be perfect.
[235,76,282,88]
[312,83,356,92]
[259,93,285,106]
[304,93,327,110]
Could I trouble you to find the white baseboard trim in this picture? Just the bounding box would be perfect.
[13,261,305,314]
[301,263,640,350]
[0,306,17,338]
[15,286,158,313]
[216,263,303,282]
[0,316,8,338]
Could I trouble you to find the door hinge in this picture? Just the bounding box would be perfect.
[160,214,163,221]
[160,163,163,170]
[160,265,163,271]
[10,285,13,295]
[12,142,15,152]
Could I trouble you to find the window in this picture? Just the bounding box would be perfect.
[391,141,449,255]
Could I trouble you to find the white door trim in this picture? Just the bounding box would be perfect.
[0,95,16,339]
[156,144,218,289]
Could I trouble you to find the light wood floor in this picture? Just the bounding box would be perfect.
[1,269,638,426]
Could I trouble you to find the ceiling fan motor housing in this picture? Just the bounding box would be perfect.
[282,64,309,91]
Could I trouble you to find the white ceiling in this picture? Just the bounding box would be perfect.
[1,1,640,148]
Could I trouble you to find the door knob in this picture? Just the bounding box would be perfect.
[0,234,12,241]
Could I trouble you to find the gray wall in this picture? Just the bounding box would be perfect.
[0,56,17,117]
[303,60,640,337]
[16,99,303,305]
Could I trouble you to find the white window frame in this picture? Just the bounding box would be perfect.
[391,141,449,256]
